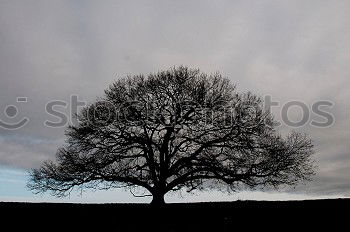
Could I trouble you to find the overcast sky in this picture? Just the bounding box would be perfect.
[1,0,350,202]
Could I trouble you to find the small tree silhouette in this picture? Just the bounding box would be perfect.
[28,66,315,205]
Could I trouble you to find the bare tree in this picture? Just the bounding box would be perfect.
[28,66,315,205]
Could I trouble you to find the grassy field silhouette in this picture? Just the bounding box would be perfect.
[1,199,347,231]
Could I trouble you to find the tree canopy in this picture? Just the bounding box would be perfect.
[28,66,315,205]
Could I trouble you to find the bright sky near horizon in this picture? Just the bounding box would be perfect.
[1,0,350,202]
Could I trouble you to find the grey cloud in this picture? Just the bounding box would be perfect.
[0,0,350,197]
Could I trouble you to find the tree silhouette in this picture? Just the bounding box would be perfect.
[28,66,314,205]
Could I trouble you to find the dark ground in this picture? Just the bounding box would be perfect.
[1,199,348,231]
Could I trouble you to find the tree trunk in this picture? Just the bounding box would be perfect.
[150,192,165,206]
